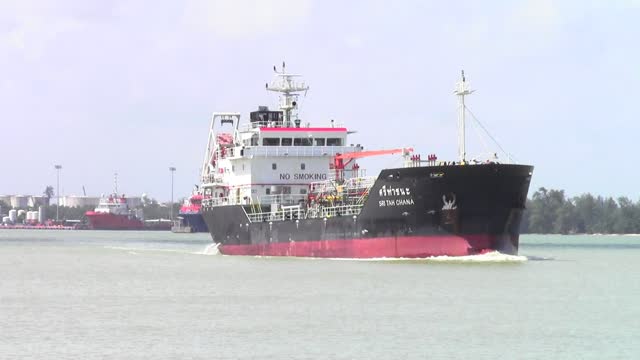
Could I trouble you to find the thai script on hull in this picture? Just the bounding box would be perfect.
[378,185,411,197]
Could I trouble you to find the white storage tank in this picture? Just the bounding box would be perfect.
[126,197,142,208]
[11,195,29,209]
[0,195,11,205]
[38,206,45,224]
[18,209,26,217]
[29,196,49,207]
[60,196,100,208]
[9,209,17,223]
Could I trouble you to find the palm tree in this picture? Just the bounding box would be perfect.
[44,186,54,200]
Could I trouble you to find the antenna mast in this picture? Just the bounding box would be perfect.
[454,70,474,163]
[114,172,118,194]
[266,62,309,127]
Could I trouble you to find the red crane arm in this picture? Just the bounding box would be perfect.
[333,148,414,178]
[334,148,413,160]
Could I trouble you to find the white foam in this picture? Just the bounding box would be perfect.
[254,251,528,263]
[195,243,221,256]
[319,251,526,263]
[104,246,205,256]
[416,251,528,263]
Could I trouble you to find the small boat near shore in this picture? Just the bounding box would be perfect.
[171,190,208,233]
[85,193,145,230]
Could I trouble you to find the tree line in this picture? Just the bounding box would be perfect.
[521,187,640,234]
[4,186,637,234]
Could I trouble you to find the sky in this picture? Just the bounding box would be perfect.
[1,0,639,201]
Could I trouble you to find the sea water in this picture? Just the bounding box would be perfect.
[1,230,638,359]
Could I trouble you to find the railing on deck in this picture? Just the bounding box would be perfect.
[259,194,307,206]
[201,171,375,223]
[201,174,224,185]
[307,204,364,219]
[202,193,307,209]
[242,145,359,158]
[244,203,363,223]
[238,121,346,132]
[202,197,232,208]
[246,204,305,222]
[309,176,376,197]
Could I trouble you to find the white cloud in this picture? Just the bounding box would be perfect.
[508,0,562,34]
[182,0,313,38]
[507,0,640,34]
[344,33,364,49]
[0,0,314,57]
[0,0,92,59]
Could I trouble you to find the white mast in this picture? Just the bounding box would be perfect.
[454,70,474,163]
[114,172,118,194]
[266,62,309,127]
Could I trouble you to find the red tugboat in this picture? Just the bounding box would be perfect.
[171,188,209,233]
[200,65,533,258]
[85,193,144,230]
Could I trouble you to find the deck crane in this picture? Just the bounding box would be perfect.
[333,148,414,180]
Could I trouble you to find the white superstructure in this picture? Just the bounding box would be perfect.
[93,195,130,215]
[200,64,363,208]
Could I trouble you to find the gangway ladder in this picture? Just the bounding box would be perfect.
[249,196,261,216]
[356,186,370,205]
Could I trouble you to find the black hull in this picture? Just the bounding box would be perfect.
[202,164,533,257]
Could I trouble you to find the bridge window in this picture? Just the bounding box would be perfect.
[301,163,306,170]
[327,138,342,146]
[263,138,280,146]
[294,138,312,146]
[281,138,292,146]
[265,188,271,195]
[314,138,325,146]
[272,163,277,170]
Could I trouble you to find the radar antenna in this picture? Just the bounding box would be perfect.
[266,62,309,127]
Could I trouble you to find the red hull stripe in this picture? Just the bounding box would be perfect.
[259,127,347,132]
[220,235,494,258]
[85,212,144,230]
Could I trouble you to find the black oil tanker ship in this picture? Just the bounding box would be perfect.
[199,65,533,258]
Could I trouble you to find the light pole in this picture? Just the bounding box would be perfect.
[54,164,62,222]
[169,167,176,220]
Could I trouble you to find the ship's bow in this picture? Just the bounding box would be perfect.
[359,163,533,256]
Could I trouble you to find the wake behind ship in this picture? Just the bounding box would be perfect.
[200,65,533,258]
